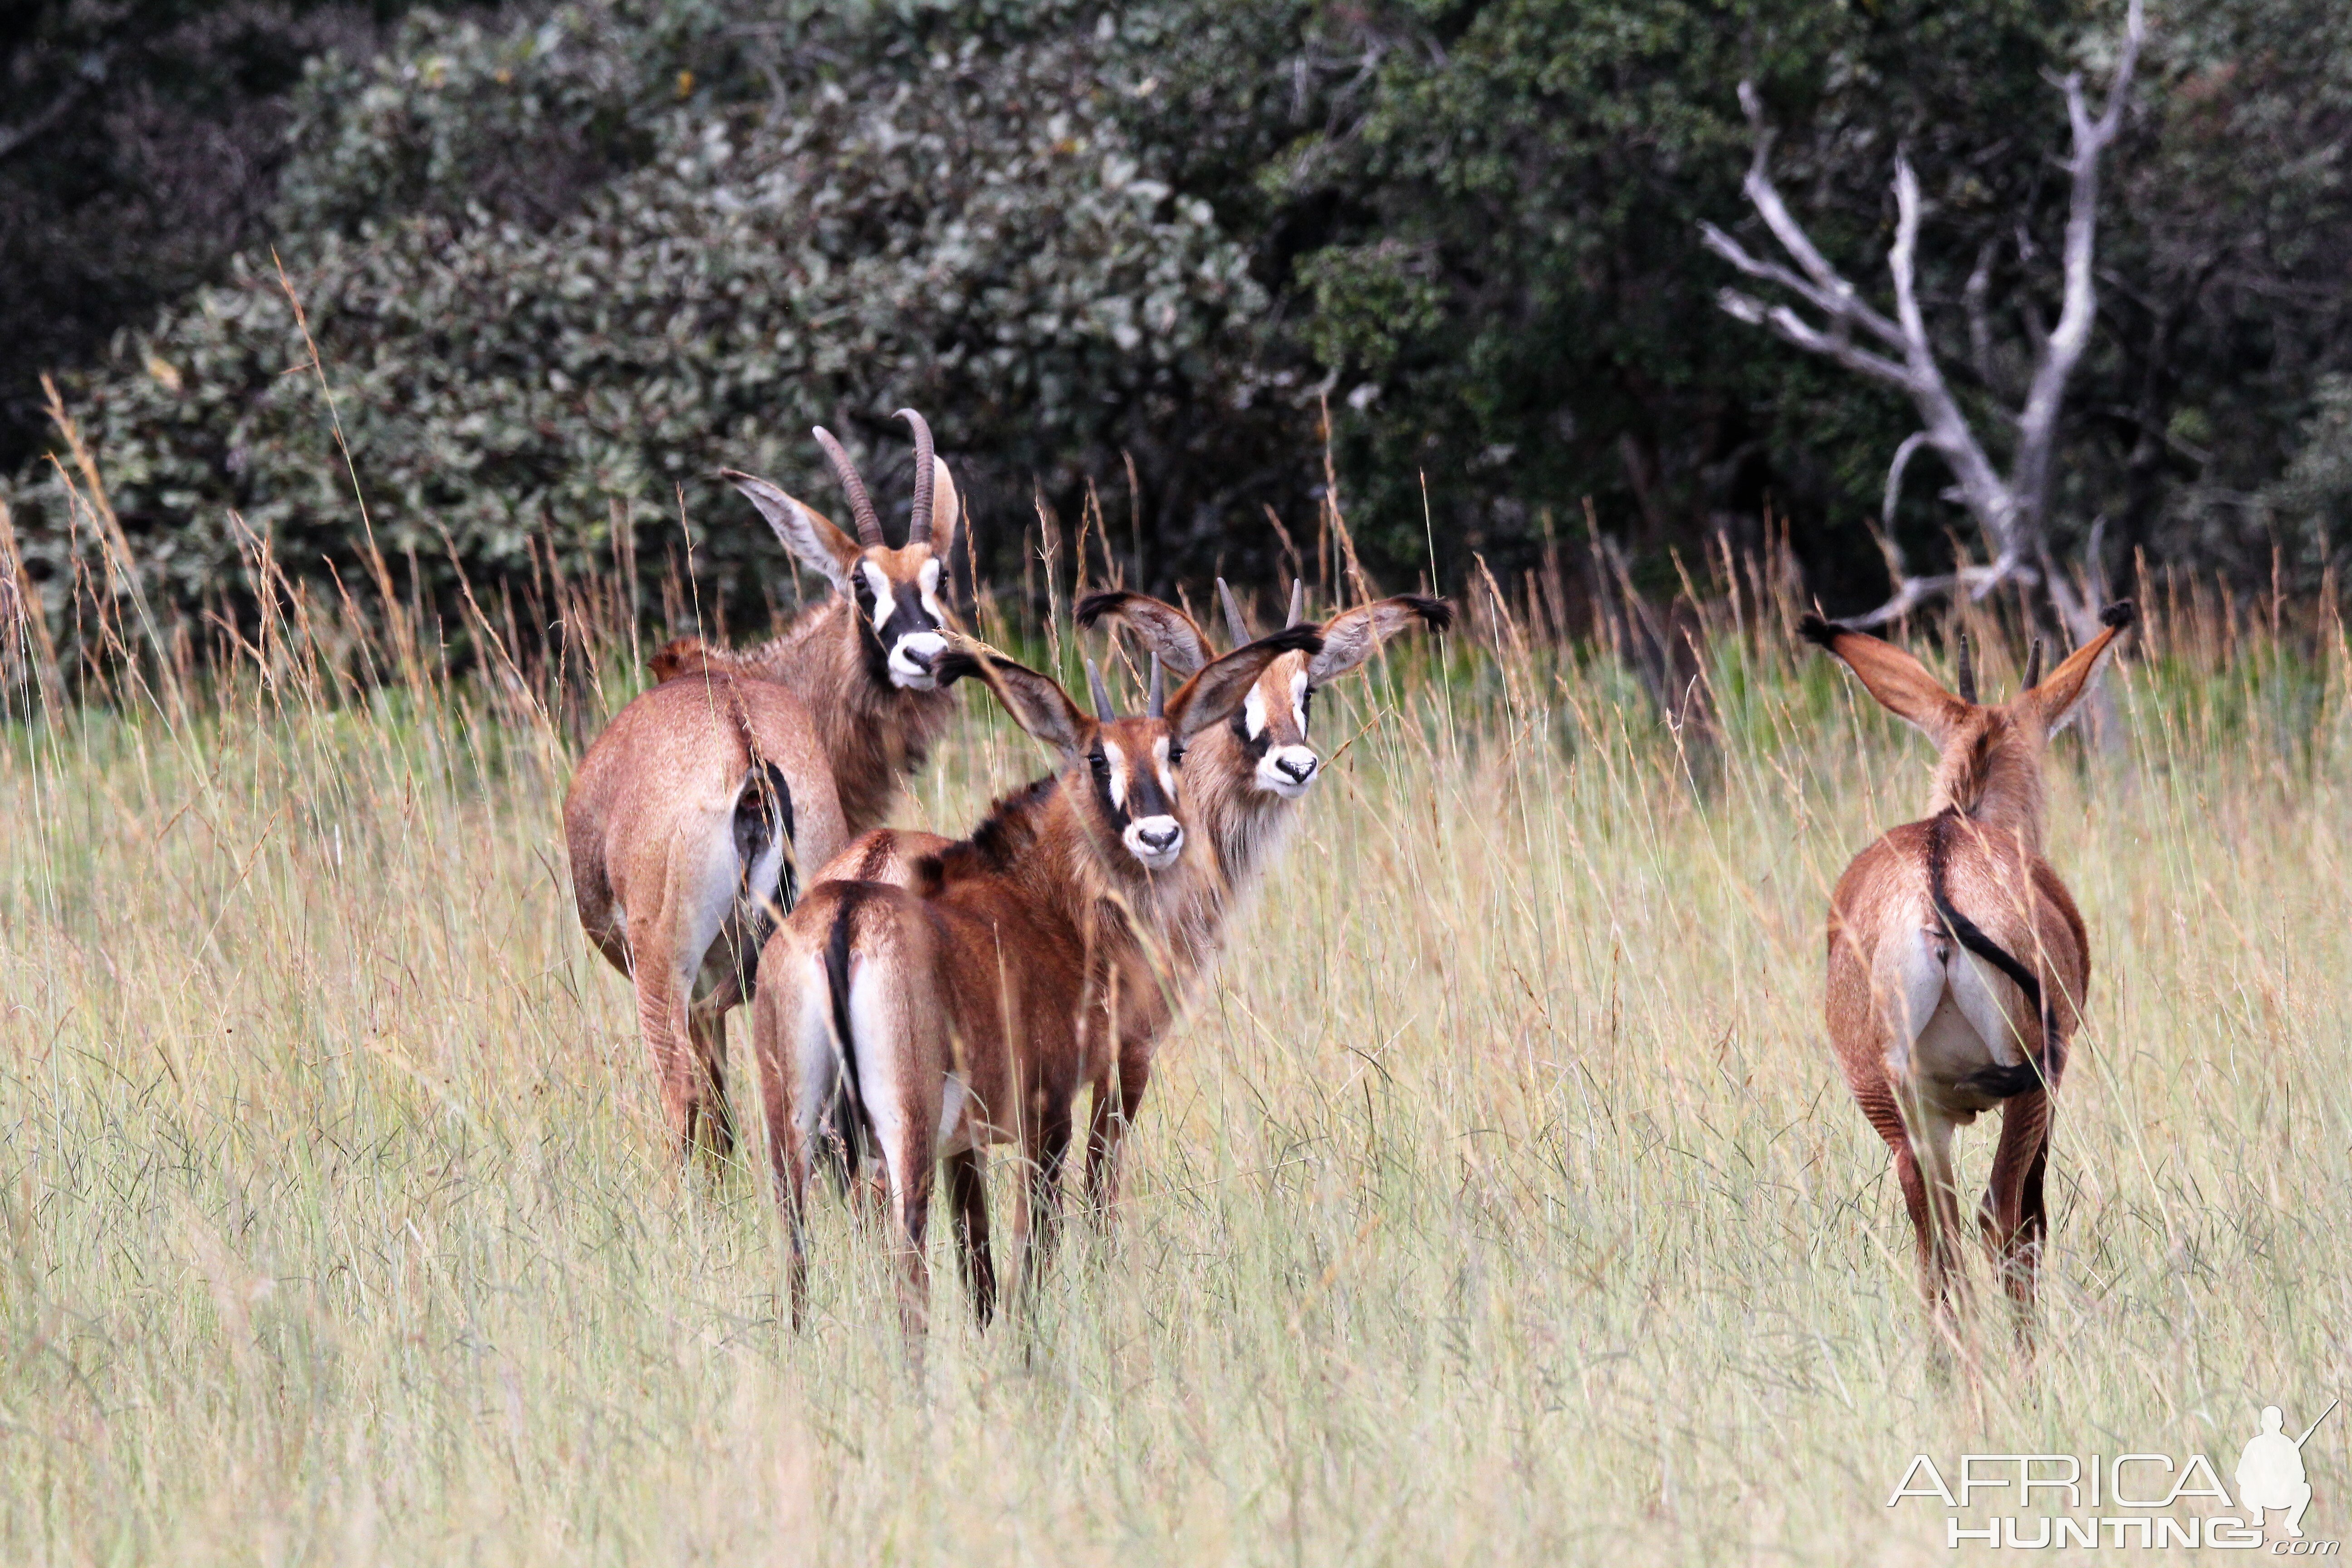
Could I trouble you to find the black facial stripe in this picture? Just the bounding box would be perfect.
[1088,743,1172,830]
[1125,762,1171,821]
[1088,748,1128,829]
[1229,707,1273,759]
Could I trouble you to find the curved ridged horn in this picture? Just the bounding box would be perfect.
[2023,636,2046,691]
[1217,578,1250,647]
[896,408,935,544]
[1087,659,1117,721]
[1146,653,1166,718]
[811,426,884,547]
[1287,578,1307,627]
[1955,630,1977,704]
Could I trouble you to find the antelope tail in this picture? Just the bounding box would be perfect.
[731,759,796,915]
[1929,809,2061,1098]
[820,888,874,1184]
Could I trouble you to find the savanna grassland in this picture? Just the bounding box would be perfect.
[0,549,2346,1565]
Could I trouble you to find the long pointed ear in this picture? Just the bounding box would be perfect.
[1163,626,1324,740]
[1798,614,1969,741]
[722,470,860,594]
[1073,590,1212,676]
[925,457,961,560]
[2024,602,2135,737]
[1308,596,1454,684]
[932,645,1088,761]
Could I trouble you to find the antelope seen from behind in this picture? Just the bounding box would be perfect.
[752,626,1323,1334]
[1803,602,2136,1331]
[563,412,963,1157]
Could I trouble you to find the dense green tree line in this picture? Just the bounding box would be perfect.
[5,0,2347,636]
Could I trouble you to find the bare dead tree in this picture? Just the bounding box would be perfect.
[1700,0,2144,641]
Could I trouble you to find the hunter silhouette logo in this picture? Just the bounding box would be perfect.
[1887,1397,2341,1550]
[2239,1401,2337,1540]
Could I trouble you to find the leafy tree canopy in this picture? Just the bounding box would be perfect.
[7,0,2348,634]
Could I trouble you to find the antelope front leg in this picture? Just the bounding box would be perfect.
[1013,1097,1074,1306]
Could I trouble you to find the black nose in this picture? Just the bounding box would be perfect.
[1137,824,1180,850]
[1277,754,1316,782]
[900,643,935,671]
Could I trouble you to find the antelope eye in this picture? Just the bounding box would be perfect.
[1167,742,1186,767]
[1088,751,1111,777]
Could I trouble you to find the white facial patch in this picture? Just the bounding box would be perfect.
[1101,738,1127,810]
[1153,735,1177,798]
[860,561,895,632]
[1290,671,1310,733]
[916,557,946,623]
[1256,744,1318,799]
[887,629,946,688]
[1122,815,1184,870]
[1242,684,1268,740]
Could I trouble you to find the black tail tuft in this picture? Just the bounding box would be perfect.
[1074,590,1141,628]
[821,889,873,1184]
[1242,624,1325,659]
[1929,812,2061,1096]
[733,761,797,913]
[2099,599,2137,631]
[1797,612,1841,648]
[1401,594,1456,632]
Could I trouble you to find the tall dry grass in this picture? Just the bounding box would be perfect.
[1,467,2348,1564]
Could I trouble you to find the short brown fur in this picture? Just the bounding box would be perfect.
[563,424,963,1159]
[1804,603,2133,1332]
[753,630,1321,1335]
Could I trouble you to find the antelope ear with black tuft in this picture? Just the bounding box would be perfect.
[934,647,1090,760]
[1798,615,1969,743]
[1307,596,1453,685]
[1164,626,1324,740]
[1074,590,1213,676]
[2026,601,2137,737]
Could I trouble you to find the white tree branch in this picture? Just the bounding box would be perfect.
[1715,289,1917,390]
[1725,83,1911,353]
[1705,4,2141,636]
[1886,157,2018,553]
[1699,223,1909,350]
[2012,0,2144,530]
[1882,431,1931,531]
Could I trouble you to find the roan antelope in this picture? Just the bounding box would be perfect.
[751,626,1323,1333]
[563,412,962,1156]
[1803,602,2135,1328]
[1074,579,1451,902]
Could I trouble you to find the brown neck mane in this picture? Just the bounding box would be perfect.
[1929,712,2047,853]
[666,595,956,838]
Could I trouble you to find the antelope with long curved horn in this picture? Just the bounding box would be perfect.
[1802,602,2136,1330]
[753,626,1324,1334]
[564,413,965,1157]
